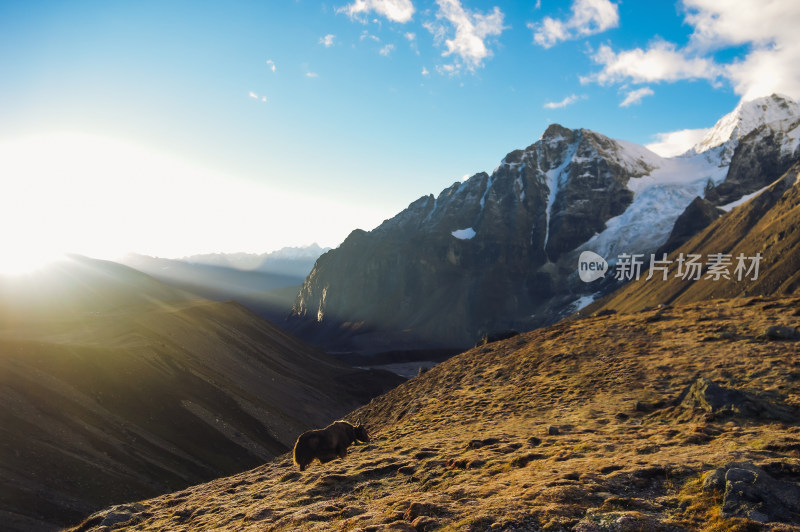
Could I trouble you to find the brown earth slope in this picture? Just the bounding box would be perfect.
[585,163,800,316]
[71,296,800,531]
[0,256,402,531]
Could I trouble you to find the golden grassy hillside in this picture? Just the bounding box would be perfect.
[71,296,800,531]
[0,256,402,531]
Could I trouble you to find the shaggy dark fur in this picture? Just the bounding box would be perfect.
[292,420,370,471]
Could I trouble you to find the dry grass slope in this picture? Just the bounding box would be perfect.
[71,296,800,531]
[0,257,402,531]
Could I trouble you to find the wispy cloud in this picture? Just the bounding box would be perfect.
[306,72,319,78]
[543,94,582,109]
[248,91,267,102]
[379,44,395,56]
[646,127,710,157]
[339,0,414,23]
[360,30,380,42]
[619,86,654,107]
[265,59,276,72]
[529,0,619,48]
[421,66,430,76]
[319,34,336,47]
[424,0,506,73]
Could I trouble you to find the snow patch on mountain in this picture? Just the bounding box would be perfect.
[543,142,577,252]
[578,151,728,259]
[720,184,772,212]
[692,94,800,161]
[451,227,476,240]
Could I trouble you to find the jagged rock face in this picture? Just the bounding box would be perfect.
[656,196,725,256]
[292,96,800,350]
[707,116,800,205]
[292,126,650,348]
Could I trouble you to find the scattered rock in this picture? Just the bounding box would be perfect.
[703,461,800,523]
[674,377,796,421]
[765,325,800,340]
[547,425,560,436]
[528,436,542,446]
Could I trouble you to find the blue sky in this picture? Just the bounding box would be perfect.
[1,0,798,264]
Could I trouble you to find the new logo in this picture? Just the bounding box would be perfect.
[578,251,608,282]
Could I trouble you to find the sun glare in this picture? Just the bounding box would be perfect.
[0,248,64,276]
[0,131,386,264]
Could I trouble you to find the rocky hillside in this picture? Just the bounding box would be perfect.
[71,295,800,531]
[0,256,402,531]
[290,95,800,351]
[585,162,800,315]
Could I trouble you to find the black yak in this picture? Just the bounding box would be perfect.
[292,420,370,471]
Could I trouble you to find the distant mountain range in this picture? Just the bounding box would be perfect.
[289,94,800,350]
[0,255,399,531]
[180,243,330,276]
[120,244,328,322]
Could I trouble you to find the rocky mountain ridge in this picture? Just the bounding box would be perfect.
[290,94,800,349]
[585,161,800,315]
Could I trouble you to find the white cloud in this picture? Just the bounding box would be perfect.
[306,72,319,78]
[339,0,414,23]
[421,66,429,76]
[319,34,336,47]
[619,86,654,107]
[580,1,800,102]
[379,44,395,56]
[249,91,267,102]
[360,30,380,42]
[646,127,710,157]
[543,94,581,109]
[404,32,416,41]
[266,59,276,72]
[726,44,800,101]
[682,0,800,100]
[424,0,506,73]
[583,41,723,86]
[530,0,619,48]
[683,0,795,50]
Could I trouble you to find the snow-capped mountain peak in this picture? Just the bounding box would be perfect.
[693,93,800,155]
